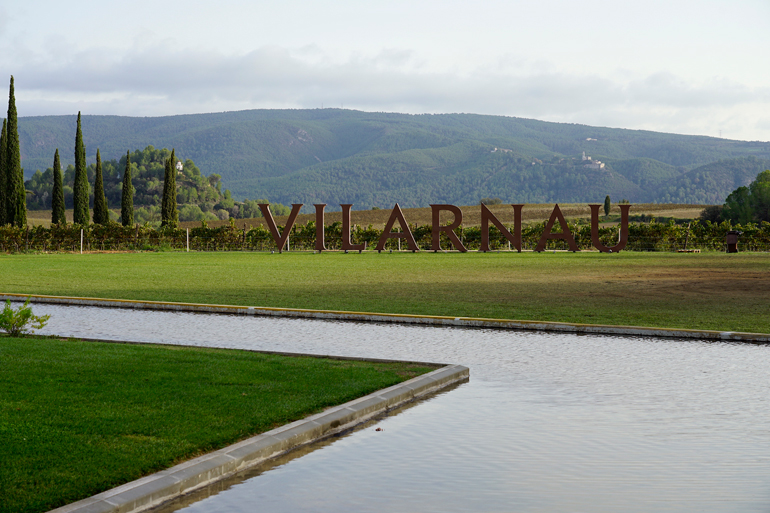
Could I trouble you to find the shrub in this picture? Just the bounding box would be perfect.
[699,205,723,223]
[0,299,51,336]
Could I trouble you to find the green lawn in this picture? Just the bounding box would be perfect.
[0,336,433,513]
[1,251,769,333]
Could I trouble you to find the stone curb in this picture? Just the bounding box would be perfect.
[2,293,769,344]
[47,363,469,513]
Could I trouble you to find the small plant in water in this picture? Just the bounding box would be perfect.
[0,299,51,336]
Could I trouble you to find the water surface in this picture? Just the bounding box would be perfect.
[27,303,770,512]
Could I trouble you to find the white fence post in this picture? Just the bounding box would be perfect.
[80,229,83,254]
[186,228,189,252]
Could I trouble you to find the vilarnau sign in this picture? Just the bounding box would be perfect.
[257,203,632,253]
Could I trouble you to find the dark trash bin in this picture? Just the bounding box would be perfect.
[726,230,743,253]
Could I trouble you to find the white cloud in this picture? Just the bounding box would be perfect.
[0,6,8,39]
[7,41,770,141]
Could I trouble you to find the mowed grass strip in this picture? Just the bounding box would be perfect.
[0,336,434,513]
[1,251,769,333]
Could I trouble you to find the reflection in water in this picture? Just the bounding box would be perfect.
[155,383,465,513]
[26,303,770,512]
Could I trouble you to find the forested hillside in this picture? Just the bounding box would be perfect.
[23,146,290,223]
[17,109,770,209]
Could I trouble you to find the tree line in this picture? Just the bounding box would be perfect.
[49,112,181,228]
[0,76,180,229]
[700,170,770,224]
[23,142,293,225]
[3,77,292,228]
[1,215,768,253]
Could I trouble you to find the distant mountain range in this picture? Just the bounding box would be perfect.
[18,109,770,208]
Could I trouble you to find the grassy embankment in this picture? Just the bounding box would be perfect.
[1,251,768,333]
[0,336,434,513]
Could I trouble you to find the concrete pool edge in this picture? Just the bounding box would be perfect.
[3,292,769,344]
[47,363,470,513]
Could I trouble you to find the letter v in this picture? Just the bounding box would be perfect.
[258,203,303,253]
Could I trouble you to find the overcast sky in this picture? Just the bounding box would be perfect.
[1,0,768,141]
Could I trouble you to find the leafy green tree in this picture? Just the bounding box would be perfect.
[178,204,206,222]
[51,149,66,225]
[72,112,90,225]
[92,148,109,224]
[723,186,753,224]
[121,151,134,226]
[6,76,26,228]
[748,170,770,222]
[604,195,611,216]
[0,118,6,226]
[161,148,179,227]
[698,205,723,223]
[25,146,229,221]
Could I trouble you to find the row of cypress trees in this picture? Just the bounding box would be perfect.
[0,76,27,228]
[48,113,179,228]
[1,76,180,229]
[49,112,115,226]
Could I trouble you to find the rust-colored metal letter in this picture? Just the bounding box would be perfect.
[314,204,327,251]
[376,203,419,252]
[430,204,467,252]
[258,203,303,253]
[480,203,523,252]
[589,204,630,253]
[340,204,366,252]
[535,204,579,252]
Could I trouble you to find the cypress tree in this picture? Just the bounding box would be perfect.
[72,111,89,225]
[161,154,170,225]
[169,149,179,227]
[6,76,26,228]
[92,148,109,224]
[5,75,27,228]
[51,149,66,225]
[161,148,178,227]
[121,151,134,226]
[0,118,6,226]
[604,195,611,216]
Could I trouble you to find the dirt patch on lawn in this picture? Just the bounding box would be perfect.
[597,268,770,300]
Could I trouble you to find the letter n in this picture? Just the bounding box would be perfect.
[480,203,522,252]
[535,204,579,252]
[589,204,631,253]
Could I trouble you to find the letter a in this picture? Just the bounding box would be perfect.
[535,204,579,252]
[376,203,419,252]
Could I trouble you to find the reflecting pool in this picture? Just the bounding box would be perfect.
[26,303,770,512]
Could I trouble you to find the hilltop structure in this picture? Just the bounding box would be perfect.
[582,151,605,170]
